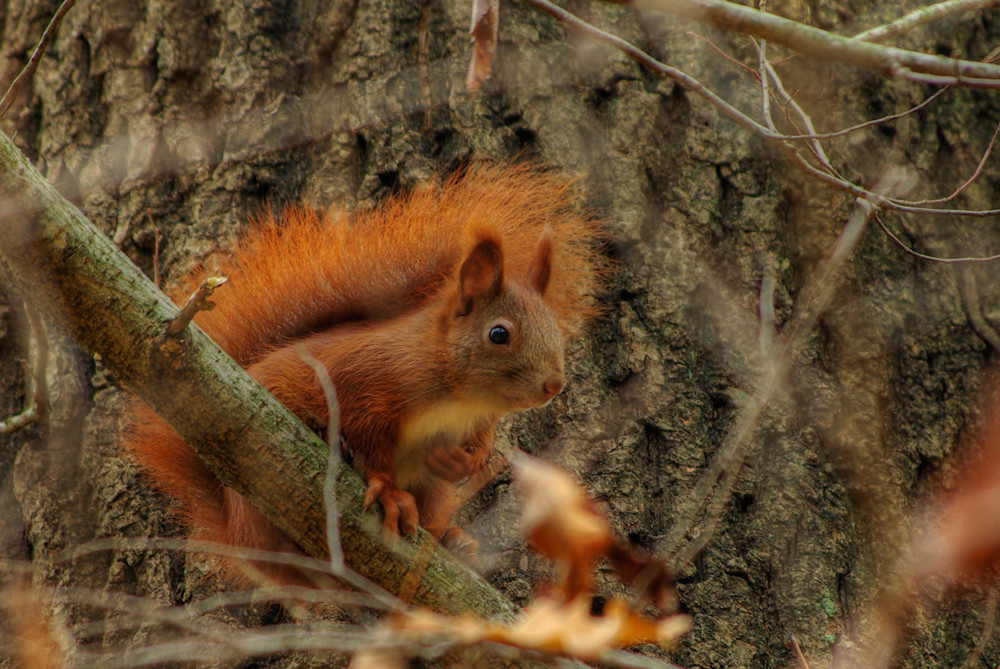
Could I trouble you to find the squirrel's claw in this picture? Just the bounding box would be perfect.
[365,476,419,538]
[362,476,386,511]
[379,489,419,538]
[439,527,479,561]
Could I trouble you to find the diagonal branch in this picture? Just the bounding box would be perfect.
[0,128,519,622]
[0,0,76,119]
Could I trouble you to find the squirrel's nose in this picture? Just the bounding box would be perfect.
[541,375,564,399]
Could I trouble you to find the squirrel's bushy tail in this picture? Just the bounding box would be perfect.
[177,163,606,366]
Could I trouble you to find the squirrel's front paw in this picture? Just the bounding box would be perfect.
[439,527,479,560]
[363,475,419,538]
[425,443,479,482]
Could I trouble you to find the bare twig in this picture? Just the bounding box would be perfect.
[662,171,906,569]
[0,303,49,434]
[78,626,374,669]
[757,2,772,129]
[53,536,337,580]
[791,636,812,669]
[960,588,999,669]
[66,585,393,642]
[705,29,951,143]
[524,0,779,138]
[148,209,161,287]
[295,344,405,611]
[165,276,228,336]
[296,344,343,558]
[46,587,236,643]
[958,267,1000,352]
[872,214,1000,264]
[758,264,776,358]
[627,0,1000,86]
[689,32,758,76]
[0,0,77,119]
[763,88,949,142]
[526,0,1000,220]
[854,0,1000,44]
[757,49,835,172]
[894,116,1000,207]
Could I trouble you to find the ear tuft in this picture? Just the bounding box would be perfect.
[526,226,553,295]
[456,236,503,316]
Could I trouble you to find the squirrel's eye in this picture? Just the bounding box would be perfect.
[488,325,510,346]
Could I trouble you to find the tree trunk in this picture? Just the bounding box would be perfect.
[1,0,999,666]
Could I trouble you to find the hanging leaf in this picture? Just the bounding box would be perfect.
[466,0,499,93]
[514,455,677,610]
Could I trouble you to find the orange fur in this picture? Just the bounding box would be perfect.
[123,163,605,585]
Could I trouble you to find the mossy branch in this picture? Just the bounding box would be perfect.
[0,129,519,621]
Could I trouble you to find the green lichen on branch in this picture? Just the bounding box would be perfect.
[0,129,518,622]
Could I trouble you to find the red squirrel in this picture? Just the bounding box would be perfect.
[124,163,605,584]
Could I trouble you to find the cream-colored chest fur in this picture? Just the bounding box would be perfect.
[394,399,496,490]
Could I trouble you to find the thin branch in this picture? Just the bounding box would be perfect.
[791,636,812,669]
[80,627,373,669]
[757,2,772,130]
[959,267,1000,352]
[689,32,758,76]
[166,276,228,336]
[854,0,1000,44]
[662,171,906,569]
[758,264,776,358]
[893,116,1000,207]
[50,534,396,614]
[960,588,999,669]
[295,346,403,612]
[40,587,236,644]
[765,88,949,141]
[527,0,1000,221]
[757,48,835,172]
[627,0,1000,86]
[0,0,76,119]
[54,536,337,579]
[0,303,49,434]
[66,586,392,642]
[872,214,1000,264]
[296,344,343,563]
[525,0,781,138]
[706,30,951,143]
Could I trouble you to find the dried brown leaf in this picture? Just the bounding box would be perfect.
[514,455,676,608]
[466,0,499,93]
[515,455,614,598]
[396,596,690,661]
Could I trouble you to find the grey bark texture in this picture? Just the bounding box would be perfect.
[1,0,999,667]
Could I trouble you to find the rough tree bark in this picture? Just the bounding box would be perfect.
[1,0,999,667]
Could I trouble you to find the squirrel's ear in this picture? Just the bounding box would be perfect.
[456,238,504,316]
[526,226,553,295]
